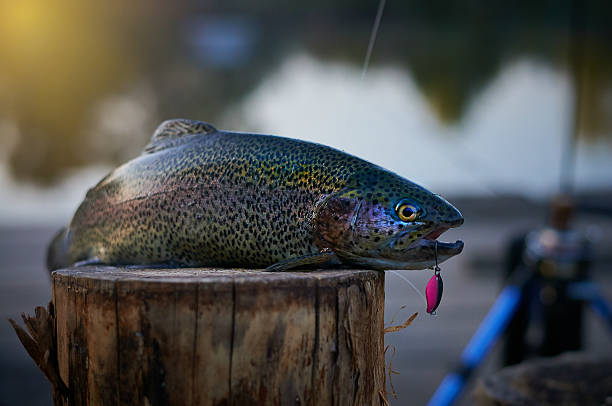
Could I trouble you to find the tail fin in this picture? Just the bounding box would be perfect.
[46,227,70,271]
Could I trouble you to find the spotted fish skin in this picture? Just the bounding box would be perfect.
[47,119,464,271]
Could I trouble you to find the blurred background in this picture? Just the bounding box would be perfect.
[1,0,611,405]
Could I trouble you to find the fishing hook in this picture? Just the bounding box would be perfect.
[434,240,440,275]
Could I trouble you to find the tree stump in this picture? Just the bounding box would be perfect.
[47,267,385,405]
[472,353,612,406]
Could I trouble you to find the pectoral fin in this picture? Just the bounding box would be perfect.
[265,250,340,272]
[73,257,102,267]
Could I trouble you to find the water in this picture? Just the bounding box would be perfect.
[2,52,611,225]
[0,8,611,221]
[1,3,611,226]
[227,54,612,196]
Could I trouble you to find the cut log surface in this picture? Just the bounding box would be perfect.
[51,267,386,406]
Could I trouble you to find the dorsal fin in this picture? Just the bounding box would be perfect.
[144,119,217,153]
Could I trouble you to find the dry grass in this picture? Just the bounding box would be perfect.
[383,311,418,333]
[382,308,419,400]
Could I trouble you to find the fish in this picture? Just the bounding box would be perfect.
[47,118,464,272]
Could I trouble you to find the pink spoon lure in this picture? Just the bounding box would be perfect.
[426,271,443,314]
[426,241,444,314]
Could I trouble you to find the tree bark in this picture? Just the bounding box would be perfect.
[48,267,385,406]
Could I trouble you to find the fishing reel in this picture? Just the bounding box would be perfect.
[504,196,595,364]
[523,196,592,282]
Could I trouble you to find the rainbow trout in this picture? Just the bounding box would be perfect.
[47,119,463,272]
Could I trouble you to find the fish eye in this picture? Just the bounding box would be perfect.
[395,201,420,222]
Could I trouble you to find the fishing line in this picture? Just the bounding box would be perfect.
[356,0,580,199]
[360,0,429,312]
[361,0,386,82]
[443,138,508,197]
[357,0,511,197]
[390,270,427,306]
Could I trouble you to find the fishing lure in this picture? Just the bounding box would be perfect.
[426,241,444,314]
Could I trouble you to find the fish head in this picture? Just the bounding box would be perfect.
[314,172,464,270]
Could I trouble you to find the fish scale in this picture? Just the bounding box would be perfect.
[47,119,464,272]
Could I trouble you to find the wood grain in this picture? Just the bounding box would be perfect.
[51,267,385,406]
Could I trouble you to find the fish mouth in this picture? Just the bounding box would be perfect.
[339,227,464,271]
[388,226,464,257]
[419,238,464,256]
[418,227,464,256]
[424,227,447,241]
